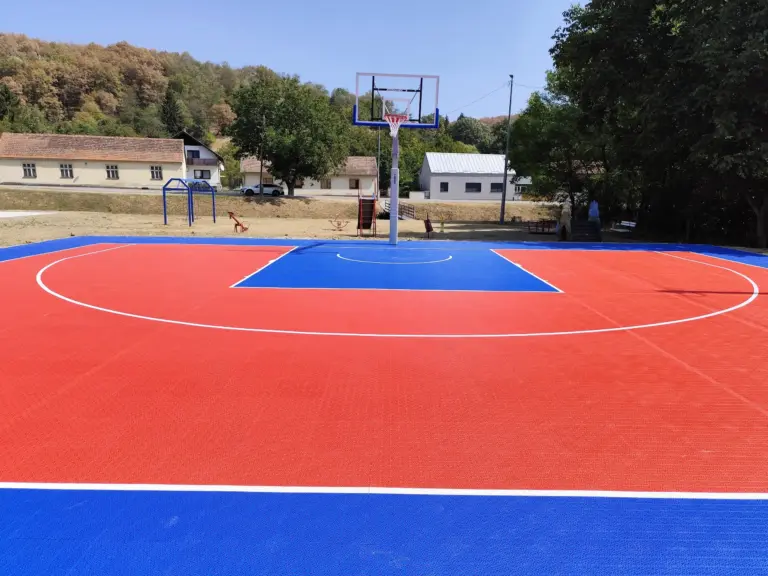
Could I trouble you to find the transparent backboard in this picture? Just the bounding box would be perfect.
[353,73,440,130]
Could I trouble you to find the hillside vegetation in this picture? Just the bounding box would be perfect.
[0,34,509,191]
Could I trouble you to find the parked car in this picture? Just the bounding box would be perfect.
[241,184,284,197]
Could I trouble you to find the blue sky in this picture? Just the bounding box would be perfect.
[4,0,574,118]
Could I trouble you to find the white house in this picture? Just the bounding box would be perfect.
[240,156,378,196]
[175,131,225,189]
[418,152,531,200]
[0,132,185,189]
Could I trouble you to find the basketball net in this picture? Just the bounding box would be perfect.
[384,113,409,138]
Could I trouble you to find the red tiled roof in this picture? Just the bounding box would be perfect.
[341,156,377,176]
[240,156,376,176]
[0,132,184,163]
[240,156,267,173]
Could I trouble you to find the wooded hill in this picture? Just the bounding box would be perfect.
[0,34,505,191]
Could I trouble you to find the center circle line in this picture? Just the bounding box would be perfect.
[336,254,453,265]
[35,246,760,339]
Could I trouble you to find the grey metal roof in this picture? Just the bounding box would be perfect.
[425,153,506,174]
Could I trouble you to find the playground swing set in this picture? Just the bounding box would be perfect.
[162,178,217,227]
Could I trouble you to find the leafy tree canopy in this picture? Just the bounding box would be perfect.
[508,0,768,246]
[230,75,350,196]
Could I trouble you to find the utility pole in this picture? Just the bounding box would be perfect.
[499,74,514,224]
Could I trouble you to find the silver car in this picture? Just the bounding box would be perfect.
[241,184,285,197]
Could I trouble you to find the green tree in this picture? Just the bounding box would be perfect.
[134,104,168,138]
[160,87,187,135]
[0,82,20,120]
[550,0,768,245]
[330,88,356,111]
[508,89,602,212]
[230,75,350,196]
[2,105,51,133]
[217,141,243,189]
[448,114,491,149]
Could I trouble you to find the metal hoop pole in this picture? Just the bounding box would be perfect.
[390,134,400,245]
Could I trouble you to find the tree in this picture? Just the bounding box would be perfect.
[329,88,356,111]
[217,141,243,190]
[0,82,19,120]
[448,114,491,149]
[230,75,350,196]
[548,0,768,245]
[209,102,235,135]
[509,91,600,212]
[160,87,186,135]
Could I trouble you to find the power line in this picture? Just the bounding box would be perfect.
[445,81,545,117]
[445,82,509,116]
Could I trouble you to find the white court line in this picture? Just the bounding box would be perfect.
[0,243,104,264]
[659,251,768,276]
[230,246,299,288]
[228,286,554,293]
[690,252,768,272]
[490,249,564,293]
[336,253,453,265]
[36,248,760,338]
[0,481,766,500]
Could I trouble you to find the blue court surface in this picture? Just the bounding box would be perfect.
[3,489,768,575]
[233,244,561,291]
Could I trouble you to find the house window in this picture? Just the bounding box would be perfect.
[263,176,274,185]
[187,150,200,159]
[22,163,37,178]
[515,185,527,195]
[349,178,360,190]
[439,182,449,192]
[465,182,482,193]
[106,165,119,180]
[490,182,503,193]
[320,178,331,189]
[150,166,163,180]
[60,164,73,179]
[194,170,211,180]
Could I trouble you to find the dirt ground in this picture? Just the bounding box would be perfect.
[0,188,563,246]
[0,211,566,246]
[0,188,557,221]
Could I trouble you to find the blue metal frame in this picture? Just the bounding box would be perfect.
[352,105,440,129]
[161,178,217,227]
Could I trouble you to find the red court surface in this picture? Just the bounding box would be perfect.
[2,239,768,494]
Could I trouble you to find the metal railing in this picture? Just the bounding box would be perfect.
[186,157,218,166]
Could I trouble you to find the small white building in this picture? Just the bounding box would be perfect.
[240,156,378,196]
[175,131,225,189]
[0,132,185,189]
[418,152,531,200]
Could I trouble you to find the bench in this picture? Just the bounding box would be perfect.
[525,220,557,234]
[612,220,637,233]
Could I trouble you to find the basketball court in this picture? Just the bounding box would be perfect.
[2,72,768,574]
[2,236,768,574]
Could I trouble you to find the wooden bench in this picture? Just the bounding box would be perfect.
[525,220,557,234]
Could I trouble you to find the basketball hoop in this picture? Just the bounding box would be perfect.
[384,113,409,138]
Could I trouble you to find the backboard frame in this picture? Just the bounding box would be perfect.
[352,72,440,130]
